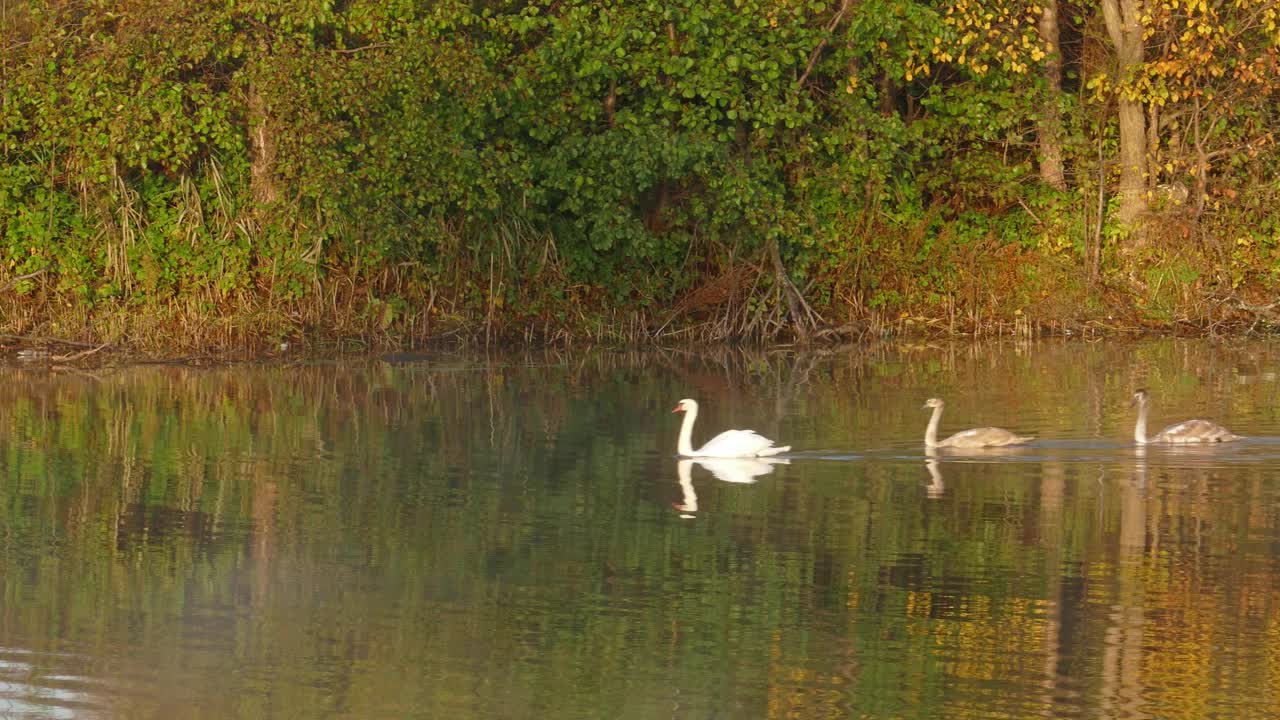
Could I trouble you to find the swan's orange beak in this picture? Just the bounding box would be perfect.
[672,404,683,413]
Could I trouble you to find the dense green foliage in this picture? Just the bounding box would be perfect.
[2,0,1279,348]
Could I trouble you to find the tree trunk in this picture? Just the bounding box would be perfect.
[1037,1,1067,191]
[248,82,278,207]
[1101,0,1148,233]
[1191,96,1207,218]
[767,239,816,341]
[877,73,896,116]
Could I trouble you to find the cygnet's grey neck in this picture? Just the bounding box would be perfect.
[1134,399,1150,444]
[924,404,945,447]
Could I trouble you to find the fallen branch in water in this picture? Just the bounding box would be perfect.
[51,343,111,363]
[1,334,104,349]
[1201,290,1280,334]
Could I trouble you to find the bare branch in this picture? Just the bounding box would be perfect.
[0,268,47,293]
[795,0,853,91]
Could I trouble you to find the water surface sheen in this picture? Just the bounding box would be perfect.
[3,339,1280,719]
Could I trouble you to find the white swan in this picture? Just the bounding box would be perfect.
[1131,388,1241,444]
[923,398,1034,449]
[672,398,790,458]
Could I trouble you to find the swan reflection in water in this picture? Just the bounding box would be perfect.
[922,446,955,498]
[674,457,789,518]
[924,458,945,499]
[1133,443,1149,488]
[1128,440,1243,490]
[922,444,1037,499]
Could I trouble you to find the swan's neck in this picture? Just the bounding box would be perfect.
[677,406,698,456]
[1134,402,1149,444]
[925,405,944,447]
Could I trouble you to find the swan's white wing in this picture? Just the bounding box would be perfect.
[694,429,790,458]
[694,457,789,484]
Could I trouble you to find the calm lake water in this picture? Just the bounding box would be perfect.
[3,339,1280,719]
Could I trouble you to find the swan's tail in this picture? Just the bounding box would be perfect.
[757,445,791,457]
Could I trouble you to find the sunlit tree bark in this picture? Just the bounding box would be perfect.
[248,82,279,207]
[1101,0,1148,232]
[1037,1,1067,191]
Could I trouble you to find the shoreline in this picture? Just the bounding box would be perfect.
[3,313,1273,370]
